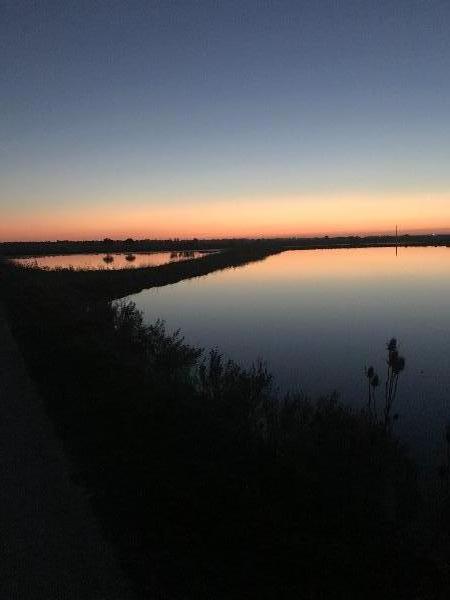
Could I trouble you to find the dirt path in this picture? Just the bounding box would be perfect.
[0,305,136,599]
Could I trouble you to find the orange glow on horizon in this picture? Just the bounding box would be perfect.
[1,193,449,241]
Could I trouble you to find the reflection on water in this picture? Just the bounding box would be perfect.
[13,250,207,270]
[128,246,450,463]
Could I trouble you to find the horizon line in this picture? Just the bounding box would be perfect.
[2,229,450,245]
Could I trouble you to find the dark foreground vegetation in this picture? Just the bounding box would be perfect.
[1,256,450,599]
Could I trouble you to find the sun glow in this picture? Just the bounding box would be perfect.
[1,193,449,241]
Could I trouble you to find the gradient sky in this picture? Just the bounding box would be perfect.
[1,0,450,240]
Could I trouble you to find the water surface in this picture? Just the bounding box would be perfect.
[128,247,450,463]
[13,250,207,270]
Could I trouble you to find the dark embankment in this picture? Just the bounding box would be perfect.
[2,256,448,599]
[3,245,283,302]
[0,306,135,600]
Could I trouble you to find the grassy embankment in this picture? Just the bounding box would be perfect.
[2,245,283,302]
[0,246,448,599]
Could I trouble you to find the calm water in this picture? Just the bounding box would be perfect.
[128,246,450,464]
[13,251,207,270]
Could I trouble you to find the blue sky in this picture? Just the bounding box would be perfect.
[1,0,450,239]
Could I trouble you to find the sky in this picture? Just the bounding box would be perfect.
[1,0,450,241]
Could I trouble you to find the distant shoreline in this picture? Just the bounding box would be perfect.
[1,233,450,258]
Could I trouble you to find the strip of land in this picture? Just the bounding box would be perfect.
[2,245,284,303]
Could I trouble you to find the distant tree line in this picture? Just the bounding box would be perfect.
[1,232,448,258]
